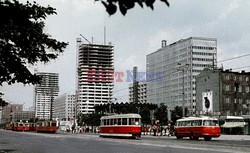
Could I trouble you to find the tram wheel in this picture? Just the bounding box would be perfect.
[176,136,182,139]
[189,133,195,140]
[204,136,211,141]
[134,135,141,140]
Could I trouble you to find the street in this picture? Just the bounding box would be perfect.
[1,130,250,153]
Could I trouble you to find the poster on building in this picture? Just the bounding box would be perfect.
[202,91,213,113]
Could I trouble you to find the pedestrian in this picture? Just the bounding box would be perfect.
[72,124,75,133]
[153,125,157,136]
[166,127,170,137]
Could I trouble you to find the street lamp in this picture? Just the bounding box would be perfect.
[42,103,45,119]
[136,107,140,114]
[177,63,189,117]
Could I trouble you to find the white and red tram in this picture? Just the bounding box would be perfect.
[174,116,221,141]
[99,114,141,139]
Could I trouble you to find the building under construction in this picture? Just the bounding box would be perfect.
[76,39,114,114]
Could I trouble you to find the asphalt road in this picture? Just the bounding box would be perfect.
[1,130,250,153]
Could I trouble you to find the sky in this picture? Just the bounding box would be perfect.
[1,0,250,109]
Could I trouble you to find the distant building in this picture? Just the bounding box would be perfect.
[34,72,59,119]
[2,103,23,123]
[127,66,147,103]
[196,69,250,116]
[129,83,147,103]
[12,111,35,122]
[53,92,75,120]
[76,39,114,114]
[146,37,217,113]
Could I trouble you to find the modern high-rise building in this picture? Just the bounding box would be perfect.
[53,92,75,120]
[34,72,59,119]
[76,39,114,114]
[146,37,217,113]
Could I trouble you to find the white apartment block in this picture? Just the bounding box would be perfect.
[76,39,114,114]
[34,72,59,119]
[129,83,147,103]
[146,37,217,113]
[53,92,75,120]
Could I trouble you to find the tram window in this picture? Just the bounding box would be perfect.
[203,120,218,126]
[101,120,104,126]
[122,118,127,125]
[110,119,114,125]
[114,119,117,125]
[107,119,110,125]
[195,120,202,126]
[104,119,107,125]
[52,123,56,126]
[135,118,140,125]
[118,118,121,125]
[129,118,135,125]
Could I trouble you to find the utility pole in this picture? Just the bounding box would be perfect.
[50,88,54,120]
[177,63,189,117]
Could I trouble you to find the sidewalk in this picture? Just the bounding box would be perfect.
[141,134,250,141]
[218,134,250,141]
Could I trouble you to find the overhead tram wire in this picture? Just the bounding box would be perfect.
[231,65,250,70]
[217,53,250,63]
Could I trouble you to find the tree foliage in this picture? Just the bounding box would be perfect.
[0,93,8,107]
[94,102,157,124]
[98,0,170,16]
[170,106,188,124]
[154,103,168,125]
[78,113,102,126]
[0,0,68,86]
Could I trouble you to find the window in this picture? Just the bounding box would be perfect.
[110,119,114,125]
[118,118,121,125]
[226,110,230,116]
[246,77,249,81]
[239,98,242,104]
[234,76,237,81]
[193,120,202,126]
[226,97,230,103]
[203,120,218,126]
[122,118,127,125]
[135,118,141,125]
[239,85,242,92]
[225,85,230,91]
[234,98,237,104]
[239,76,242,81]
[226,75,230,80]
[246,86,250,93]
[129,118,135,125]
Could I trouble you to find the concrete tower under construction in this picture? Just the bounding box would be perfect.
[76,39,114,114]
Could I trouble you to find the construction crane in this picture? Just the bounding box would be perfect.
[80,34,91,44]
